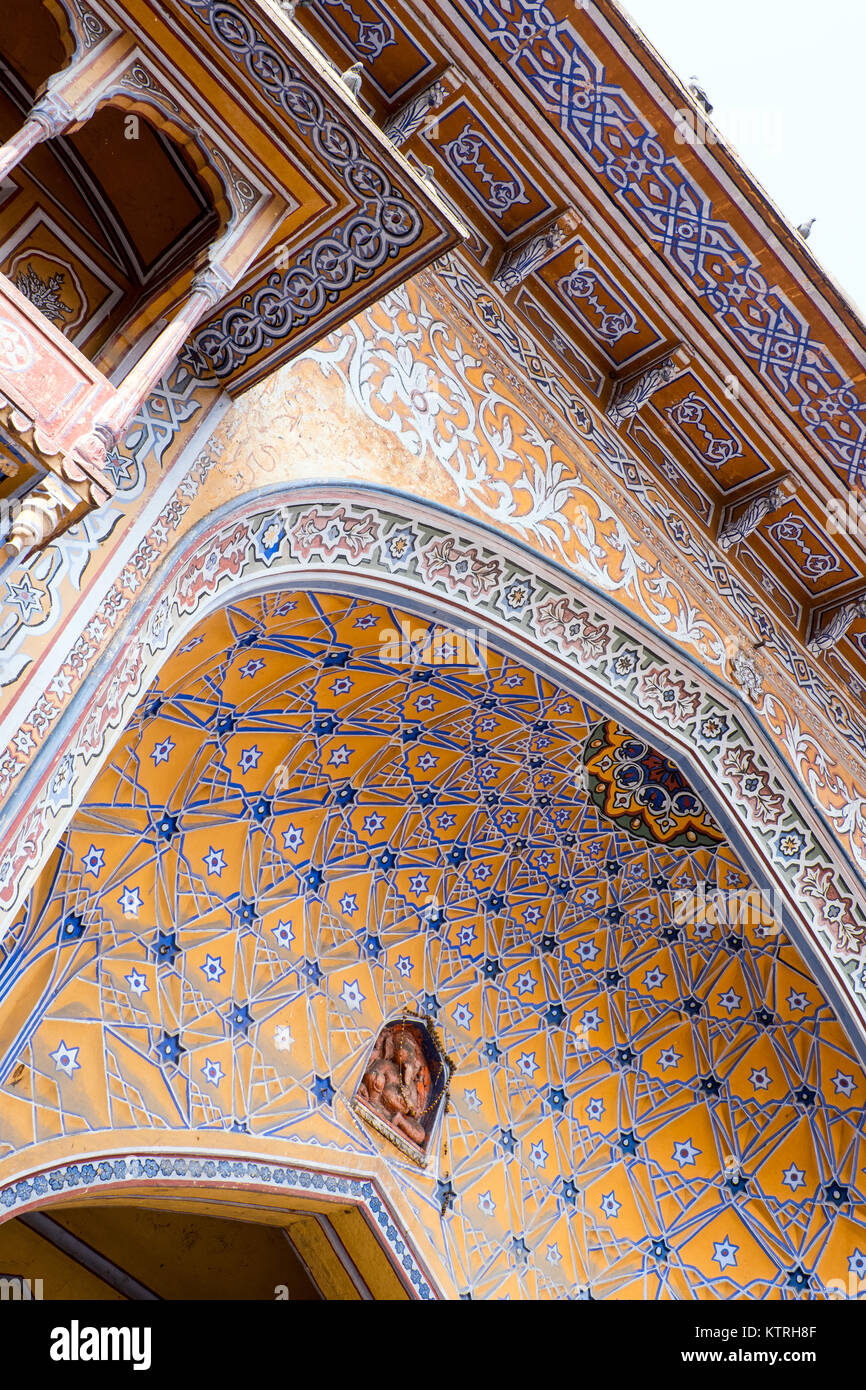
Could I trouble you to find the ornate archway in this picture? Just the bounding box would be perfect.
[2,541,866,1298]
[1,485,863,1033]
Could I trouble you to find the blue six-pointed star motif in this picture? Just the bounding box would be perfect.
[81,845,105,877]
[118,884,143,917]
[202,954,225,983]
[50,1040,80,1076]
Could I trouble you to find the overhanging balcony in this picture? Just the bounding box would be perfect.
[0,273,117,505]
[0,0,465,559]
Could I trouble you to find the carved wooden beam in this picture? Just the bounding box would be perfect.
[605,345,689,427]
[492,210,581,293]
[383,67,462,147]
[717,476,795,551]
[808,594,866,654]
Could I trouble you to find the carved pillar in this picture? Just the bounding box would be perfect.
[0,93,75,185]
[717,482,788,551]
[808,595,866,654]
[106,265,231,430]
[66,263,233,474]
[61,186,282,484]
[0,29,131,184]
[2,263,230,558]
[0,474,90,563]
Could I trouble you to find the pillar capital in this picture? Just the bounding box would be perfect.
[28,91,76,140]
[190,262,236,307]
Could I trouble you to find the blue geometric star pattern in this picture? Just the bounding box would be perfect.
[0,591,864,1300]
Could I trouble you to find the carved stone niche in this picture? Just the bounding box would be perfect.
[352,1017,452,1166]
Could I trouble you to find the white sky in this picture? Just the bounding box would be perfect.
[617,0,866,317]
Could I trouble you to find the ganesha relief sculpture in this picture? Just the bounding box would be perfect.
[353,1018,451,1164]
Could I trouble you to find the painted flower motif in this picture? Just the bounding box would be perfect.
[796,865,862,953]
[610,647,639,682]
[698,713,730,744]
[639,667,700,726]
[776,828,807,862]
[289,506,380,565]
[500,578,533,615]
[46,754,76,811]
[418,536,501,599]
[721,746,784,828]
[535,596,609,663]
[148,596,171,646]
[382,526,416,571]
[253,513,284,565]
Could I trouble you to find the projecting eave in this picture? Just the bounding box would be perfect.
[606,0,866,344]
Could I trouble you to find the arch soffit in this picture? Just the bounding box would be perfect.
[2,480,864,1059]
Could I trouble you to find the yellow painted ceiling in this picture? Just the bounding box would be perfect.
[2,590,864,1299]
